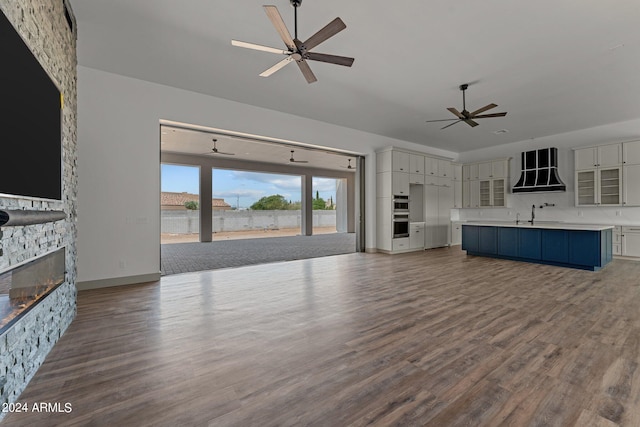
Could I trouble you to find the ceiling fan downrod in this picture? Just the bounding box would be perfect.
[460,84,468,113]
[291,0,302,39]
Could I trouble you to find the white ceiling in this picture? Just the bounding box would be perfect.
[70,0,640,153]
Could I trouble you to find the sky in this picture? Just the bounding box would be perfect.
[161,164,339,209]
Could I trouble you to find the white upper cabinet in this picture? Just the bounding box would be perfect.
[463,163,479,180]
[392,151,410,172]
[452,163,462,181]
[409,154,425,175]
[575,147,597,170]
[437,159,452,178]
[479,160,507,179]
[453,180,463,208]
[623,165,640,206]
[492,160,507,178]
[392,171,410,195]
[623,140,640,165]
[598,144,622,167]
[424,156,438,176]
[576,144,622,170]
[478,162,492,180]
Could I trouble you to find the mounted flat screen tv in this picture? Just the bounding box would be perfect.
[0,10,62,201]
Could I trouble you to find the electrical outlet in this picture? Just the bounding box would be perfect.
[119,260,126,269]
[616,210,622,216]
[507,211,513,216]
[578,211,584,217]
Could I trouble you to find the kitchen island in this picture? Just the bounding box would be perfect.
[461,222,613,271]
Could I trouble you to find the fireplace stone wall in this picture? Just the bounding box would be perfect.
[0,0,77,415]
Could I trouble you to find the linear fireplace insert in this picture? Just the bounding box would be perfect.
[0,248,65,335]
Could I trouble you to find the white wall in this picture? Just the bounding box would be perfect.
[455,119,640,225]
[77,66,458,284]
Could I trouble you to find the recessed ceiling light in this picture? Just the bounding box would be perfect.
[493,129,509,134]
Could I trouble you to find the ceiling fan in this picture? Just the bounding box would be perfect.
[231,0,354,84]
[289,150,308,163]
[341,158,354,169]
[426,84,508,130]
[202,138,235,156]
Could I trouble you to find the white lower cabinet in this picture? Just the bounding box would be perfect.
[613,226,621,256]
[392,238,410,252]
[451,222,462,246]
[621,226,640,257]
[410,223,425,249]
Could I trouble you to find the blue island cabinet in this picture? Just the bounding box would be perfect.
[462,224,612,271]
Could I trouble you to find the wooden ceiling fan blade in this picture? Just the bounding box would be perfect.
[441,120,462,130]
[464,119,480,127]
[306,52,354,67]
[426,118,460,123]
[263,5,295,50]
[469,103,497,117]
[296,60,317,83]
[472,112,508,119]
[231,40,289,55]
[447,107,465,119]
[302,17,346,51]
[259,57,293,77]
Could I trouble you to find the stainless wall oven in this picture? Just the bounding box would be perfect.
[393,213,409,238]
[393,195,409,212]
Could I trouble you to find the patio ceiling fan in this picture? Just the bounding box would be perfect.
[289,150,308,163]
[341,158,354,169]
[231,0,354,83]
[426,84,508,129]
[202,139,235,156]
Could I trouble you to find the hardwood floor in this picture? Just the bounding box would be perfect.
[5,247,640,426]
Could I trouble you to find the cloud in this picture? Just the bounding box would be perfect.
[214,189,264,198]
[313,177,338,192]
[230,171,302,191]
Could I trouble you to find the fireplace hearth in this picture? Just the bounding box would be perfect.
[0,248,65,335]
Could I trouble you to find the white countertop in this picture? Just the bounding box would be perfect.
[463,221,614,231]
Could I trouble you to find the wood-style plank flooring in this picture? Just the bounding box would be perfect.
[5,247,640,426]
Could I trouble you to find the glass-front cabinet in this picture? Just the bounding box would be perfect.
[479,178,506,207]
[575,168,621,206]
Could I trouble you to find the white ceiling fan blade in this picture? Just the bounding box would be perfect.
[232,40,289,55]
[260,57,293,77]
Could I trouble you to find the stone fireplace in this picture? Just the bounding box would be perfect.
[0,0,77,417]
[0,248,66,335]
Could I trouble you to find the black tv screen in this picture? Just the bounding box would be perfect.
[0,10,62,201]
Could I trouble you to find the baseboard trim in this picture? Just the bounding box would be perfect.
[76,273,161,291]
[365,247,378,253]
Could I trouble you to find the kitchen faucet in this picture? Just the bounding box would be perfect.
[529,204,535,225]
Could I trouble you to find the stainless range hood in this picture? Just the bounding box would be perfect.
[513,147,566,193]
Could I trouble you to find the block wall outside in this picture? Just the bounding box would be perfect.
[161,210,337,234]
[0,0,77,416]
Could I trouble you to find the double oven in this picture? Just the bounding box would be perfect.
[392,195,410,238]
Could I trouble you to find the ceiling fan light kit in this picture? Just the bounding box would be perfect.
[426,83,508,130]
[231,1,354,83]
